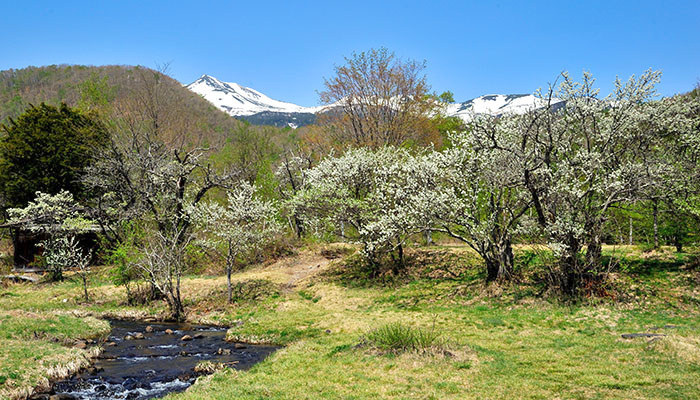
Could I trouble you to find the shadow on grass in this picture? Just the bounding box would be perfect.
[321,248,485,289]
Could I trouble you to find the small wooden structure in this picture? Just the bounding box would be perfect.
[0,222,100,270]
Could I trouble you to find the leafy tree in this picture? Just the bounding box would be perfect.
[318,48,441,149]
[0,103,106,209]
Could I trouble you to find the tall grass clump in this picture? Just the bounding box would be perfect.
[362,322,444,354]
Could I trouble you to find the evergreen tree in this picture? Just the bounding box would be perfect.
[0,102,107,209]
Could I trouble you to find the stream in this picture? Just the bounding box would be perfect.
[33,320,279,400]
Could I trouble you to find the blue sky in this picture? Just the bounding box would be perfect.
[1,0,698,106]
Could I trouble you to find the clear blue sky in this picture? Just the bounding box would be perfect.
[1,0,698,106]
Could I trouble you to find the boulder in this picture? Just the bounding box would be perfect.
[181,335,193,341]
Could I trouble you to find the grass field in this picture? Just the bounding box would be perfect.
[1,244,699,399]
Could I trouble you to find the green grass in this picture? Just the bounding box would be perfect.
[1,245,699,399]
[0,314,110,342]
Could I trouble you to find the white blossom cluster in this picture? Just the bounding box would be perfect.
[291,70,700,284]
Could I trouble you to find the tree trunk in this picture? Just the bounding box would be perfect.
[293,215,304,239]
[585,231,602,268]
[560,235,581,296]
[674,235,683,253]
[628,216,633,245]
[392,243,404,275]
[485,239,514,283]
[653,200,659,249]
[82,275,90,303]
[227,266,233,303]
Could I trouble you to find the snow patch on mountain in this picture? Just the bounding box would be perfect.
[187,75,564,126]
[447,94,563,121]
[186,75,327,117]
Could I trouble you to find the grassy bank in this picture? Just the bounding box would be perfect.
[1,245,699,399]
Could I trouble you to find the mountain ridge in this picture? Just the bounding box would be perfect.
[187,74,563,127]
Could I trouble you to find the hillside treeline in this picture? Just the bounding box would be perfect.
[1,51,698,319]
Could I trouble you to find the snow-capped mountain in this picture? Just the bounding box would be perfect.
[186,75,326,117]
[447,94,563,121]
[187,75,563,127]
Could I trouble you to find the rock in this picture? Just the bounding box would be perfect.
[179,350,188,356]
[217,348,231,355]
[165,329,174,335]
[133,332,145,340]
[75,340,87,349]
[1,274,39,283]
[233,343,246,349]
[193,333,204,339]
[122,377,138,390]
[124,335,135,341]
[621,333,666,339]
[106,341,117,347]
[181,335,193,341]
[49,395,76,400]
[145,325,154,333]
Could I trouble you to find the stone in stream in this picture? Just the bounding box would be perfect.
[193,333,204,339]
[133,332,145,340]
[124,335,135,341]
[46,319,280,399]
[49,394,76,400]
[165,329,174,335]
[234,343,247,349]
[145,325,154,333]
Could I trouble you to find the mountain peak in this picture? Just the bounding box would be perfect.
[187,74,325,117]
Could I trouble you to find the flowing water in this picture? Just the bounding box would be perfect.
[34,320,278,400]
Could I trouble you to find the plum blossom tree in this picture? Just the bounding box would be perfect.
[508,70,666,294]
[45,236,92,302]
[291,147,432,272]
[425,119,532,282]
[7,190,94,283]
[191,183,280,303]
